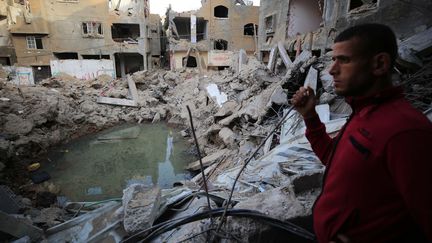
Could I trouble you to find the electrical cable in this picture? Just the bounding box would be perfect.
[214,106,296,235]
[133,208,316,242]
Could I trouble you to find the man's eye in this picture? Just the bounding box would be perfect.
[340,57,350,63]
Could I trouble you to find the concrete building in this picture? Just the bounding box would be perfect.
[0,1,17,67]
[149,13,165,70]
[2,0,160,82]
[167,0,259,71]
[258,0,432,67]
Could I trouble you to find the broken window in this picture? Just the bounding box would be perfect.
[349,0,378,11]
[244,23,257,36]
[82,22,103,37]
[82,55,110,60]
[172,17,207,41]
[26,36,43,49]
[183,56,197,68]
[111,23,140,43]
[214,5,228,18]
[214,39,228,50]
[265,15,275,34]
[54,52,78,60]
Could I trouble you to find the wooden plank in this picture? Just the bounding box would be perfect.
[97,97,137,107]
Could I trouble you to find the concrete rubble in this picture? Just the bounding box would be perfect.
[0,40,431,241]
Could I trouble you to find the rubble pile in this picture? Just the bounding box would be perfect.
[0,53,358,242]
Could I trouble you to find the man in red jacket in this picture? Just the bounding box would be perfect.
[291,24,432,242]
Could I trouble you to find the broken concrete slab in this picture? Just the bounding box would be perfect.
[46,201,125,242]
[292,50,312,66]
[278,41,293,68]
[399,27,432,67]
[239,49,249,72]
[268,85,288,106]
[3,114,33,136]
[122,185,161,234]
[127,75,139,101]
[0,211,43,241]
[186,149,230,171]
[303,67,318,92]
[219,127,236,147]
[267,45,278,72]
[206,83,228,107]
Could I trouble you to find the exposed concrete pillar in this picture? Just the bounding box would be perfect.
[120,54,126,78]
[110,54,117,78]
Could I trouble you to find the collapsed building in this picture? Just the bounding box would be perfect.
[0,0,164,84]
[167,0,259,71]
[259,0,432,69]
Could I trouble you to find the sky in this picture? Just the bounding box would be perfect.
[150,0,260,17]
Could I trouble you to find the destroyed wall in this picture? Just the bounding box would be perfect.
[149,14,163,69]
[168,0,259,70]
[0,1,16,66]
[259,0,432,60]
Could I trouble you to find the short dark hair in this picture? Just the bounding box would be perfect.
[335,23,398,66]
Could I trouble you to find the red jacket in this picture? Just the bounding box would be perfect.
[305,87,432,243]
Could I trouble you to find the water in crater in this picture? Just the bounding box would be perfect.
[43,123,194,202]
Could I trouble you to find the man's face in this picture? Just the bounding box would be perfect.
[329,38,375,97]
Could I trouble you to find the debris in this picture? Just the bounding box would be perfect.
[304,67,318,92]
[122,185,161,234]
[0,97,10,102]
[267,45,278,72]
[30,171,51,184]
[0,211,43,241]
[0,185,23,214]
[206,83,228,107]
[186,149,230,171]
[35,191,57,208]
[218,127,237,147]
[46,201,125,242]
[97,96,138,107]
[278,41,293,68]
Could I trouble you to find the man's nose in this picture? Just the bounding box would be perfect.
[329,61,338,76]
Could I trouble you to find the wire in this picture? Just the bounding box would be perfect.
[132,208,315,242]
[215,106,296,234]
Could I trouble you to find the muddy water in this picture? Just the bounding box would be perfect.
[44,123,194,201]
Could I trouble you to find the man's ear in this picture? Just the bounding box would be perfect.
[372,53,391,76]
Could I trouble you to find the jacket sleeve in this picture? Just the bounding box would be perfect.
[304,114,335,166]
[386,129,432,240]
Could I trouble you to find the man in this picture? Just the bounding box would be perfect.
[291,24,432,242]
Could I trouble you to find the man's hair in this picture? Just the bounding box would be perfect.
[335,23,398,66]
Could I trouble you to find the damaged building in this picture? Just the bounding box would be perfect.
[259,0,432,70]
[1,0,432,242]
[2,0,163,82]
[167,0,259,71]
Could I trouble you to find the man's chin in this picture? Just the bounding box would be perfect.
[334,88,348,96]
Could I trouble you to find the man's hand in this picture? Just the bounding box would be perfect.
[291,86,317,118]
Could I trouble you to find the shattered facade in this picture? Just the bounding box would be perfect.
[2,0,162,82]
[167,0,259,71]
[258,0,432,66]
